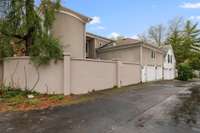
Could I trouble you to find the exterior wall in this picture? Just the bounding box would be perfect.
[0,61,3,84]
[52,12,86,58]
[98,47,140,63]
[120,62,141,86]
[156,66,163,80]
[3,57,64,94]
[142,47,163,66]
[163,49,176,80]
[70,59,117,94]
[3,56,141,95]
[95,39,109,49]
[142,66,162,82]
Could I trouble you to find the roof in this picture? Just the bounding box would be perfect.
[98,38,164,53]
[160,45,173,56]
[116,38,141,45]
[59,6,92,23]
[86,32,114,42]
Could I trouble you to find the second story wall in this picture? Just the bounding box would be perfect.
[52,12,86,58]
[98,46,140,63]
[142,47,163,66]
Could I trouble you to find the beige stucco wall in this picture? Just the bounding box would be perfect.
[52,12,86,58]
[98,45,163,67]
[98,47,140,63]
[3,56,141,95]
[0,61,3,84]
[3,57,64,94]
[142,47,163,66]
[70,59,117,94]
[120,62,141,86]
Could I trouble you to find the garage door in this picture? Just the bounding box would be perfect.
[142,66,163,82]
[156,67,162,80]
[164,68,175,80]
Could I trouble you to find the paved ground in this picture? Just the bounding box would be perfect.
[0,80,200,133]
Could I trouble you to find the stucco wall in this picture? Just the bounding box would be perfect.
[142,47,163,66]
[0,61,3,84]
[52,12,86,58]
[3,57,64,94]
[98,47,140,63]
[70,59,117,94]
[163,49,176,80]
[3,56,141,95]
[120,62,141,86]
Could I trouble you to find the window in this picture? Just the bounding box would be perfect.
[151,51,156,59]
[168,55,170,63]
[167,55,173,64]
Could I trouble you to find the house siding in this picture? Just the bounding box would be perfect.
[52,12,86,58]
[98,46,140,63]
[142,47,163,66]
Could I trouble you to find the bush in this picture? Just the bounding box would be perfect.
[178,63,193,81]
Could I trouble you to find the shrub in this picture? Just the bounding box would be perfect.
[178,63,193,81]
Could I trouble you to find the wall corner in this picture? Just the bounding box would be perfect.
[63,53,71,95]
[116,61,122,88]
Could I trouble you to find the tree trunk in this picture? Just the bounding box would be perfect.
[25,35,33,56]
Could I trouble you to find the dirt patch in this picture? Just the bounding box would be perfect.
[170,85,200,126]
[0,85,136,112]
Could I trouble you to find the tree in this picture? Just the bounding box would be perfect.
[148,24,166,46]
[188,53,200,70]
[139,24,166,46]
[0,0,63,65]
[167,19,200,66]
[167,17,185,65]
[183,20,200,52]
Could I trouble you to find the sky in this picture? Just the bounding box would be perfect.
[36,0,200,39]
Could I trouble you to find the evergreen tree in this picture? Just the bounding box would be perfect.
[183,20,200,52]
[0,0,63,65]
[168,20,200,66]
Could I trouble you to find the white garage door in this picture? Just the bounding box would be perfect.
[156,67,163,80]
[164,68,175,80]
[142,66,163,82]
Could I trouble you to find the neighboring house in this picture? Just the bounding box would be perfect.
[86,32,113,59]
[162,45,176,80]
[97,38,164,82]
[51,6,92,58]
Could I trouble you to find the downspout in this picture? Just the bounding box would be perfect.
[140,43,143,83]
[162,54,164,80]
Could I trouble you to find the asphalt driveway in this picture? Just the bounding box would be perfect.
[0,80,200,133]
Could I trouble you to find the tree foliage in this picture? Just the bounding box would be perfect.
[140,17,200,72]
[178,63,193,81]
[0,0,63,65]
[168,20,200,67]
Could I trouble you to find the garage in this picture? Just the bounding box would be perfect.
[164,68,175,80]
[142,65,163,82]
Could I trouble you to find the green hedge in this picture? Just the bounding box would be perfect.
[178,63,193,81]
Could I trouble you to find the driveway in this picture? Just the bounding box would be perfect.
[0,80,200,133]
